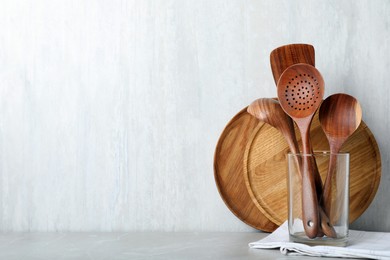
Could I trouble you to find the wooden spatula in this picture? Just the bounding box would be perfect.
[270,44,315,84]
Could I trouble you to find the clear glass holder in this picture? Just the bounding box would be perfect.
[287,152,350,246]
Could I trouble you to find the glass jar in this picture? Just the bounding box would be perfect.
[287,152,349,246]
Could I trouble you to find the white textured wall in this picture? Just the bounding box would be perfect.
[0,0,389,231]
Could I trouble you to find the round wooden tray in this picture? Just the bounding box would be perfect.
[214,106,381,232]
[243,111,381,226]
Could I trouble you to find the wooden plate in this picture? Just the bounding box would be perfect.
[214,107,278,232]
[244,111,381,226]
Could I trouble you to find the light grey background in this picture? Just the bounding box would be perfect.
[0,0,389,231]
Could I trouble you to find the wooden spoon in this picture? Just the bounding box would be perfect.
[319,93,362,216]
[247,98,298,154]
[270,44,323,193]
[247,98,336,238]
[277,63,324,238]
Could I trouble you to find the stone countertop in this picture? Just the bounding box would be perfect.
[0,232,359,259]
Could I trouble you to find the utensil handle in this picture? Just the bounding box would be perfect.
[311,155,337,238]
[301,153,320,238]
[311,155,324,202]
[323,152,338,216]
[299,125,320,239]
[318,206,337,238]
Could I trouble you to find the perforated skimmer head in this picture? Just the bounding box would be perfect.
[277,63,324,118]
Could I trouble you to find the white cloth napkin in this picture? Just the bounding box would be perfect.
[249,221,390,259]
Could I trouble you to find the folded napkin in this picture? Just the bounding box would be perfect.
[249,221,390,259]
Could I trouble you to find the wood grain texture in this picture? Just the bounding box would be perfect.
[244,112,381,226]
[319,94,363,149]
[214,108,278,232]
[247,98,297,154]
[270,44,315,84]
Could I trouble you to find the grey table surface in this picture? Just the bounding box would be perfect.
[0,231,360,260]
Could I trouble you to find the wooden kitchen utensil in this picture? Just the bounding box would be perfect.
[270,44,315,84]
[277,64,325,238]
[319,94,362,216]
